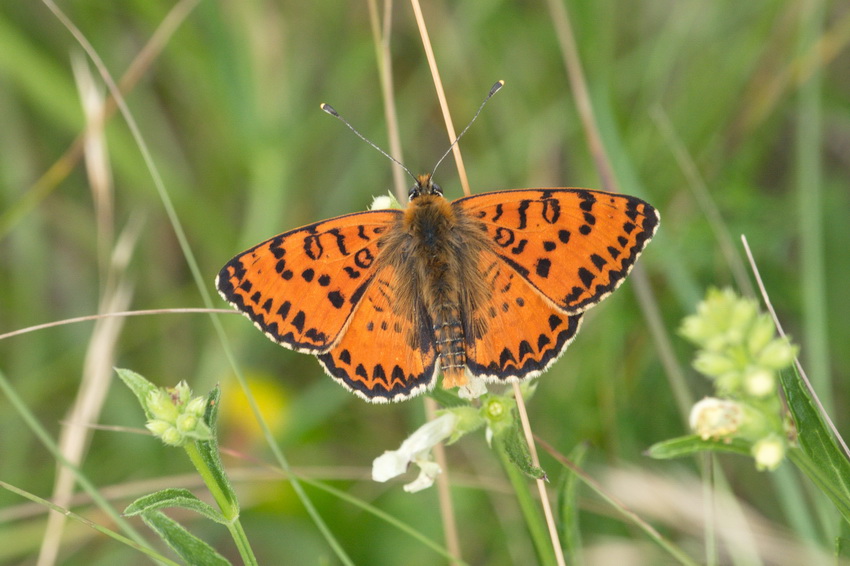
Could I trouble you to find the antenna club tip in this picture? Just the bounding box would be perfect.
[320,103,338,116]
[491,80,505,94]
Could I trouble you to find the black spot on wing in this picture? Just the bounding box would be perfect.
[516,200,530,229]
[578,267,595,288]
[327,290,344,308]
[291,311,306,333]
[510,239,528,255]
[277,301,291,319]
[496,255,530,278]
[536,258,551,278]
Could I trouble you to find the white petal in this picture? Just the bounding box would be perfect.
[403,461,442,493]
[397,413,458,458]
[458,373,488,400]
[372,414,457,483]
[372,451,409,482]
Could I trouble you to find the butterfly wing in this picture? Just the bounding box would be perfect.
[455,188,659,314]
[465,250,583,381]
[317,263,438,403]
[216,210,400,352]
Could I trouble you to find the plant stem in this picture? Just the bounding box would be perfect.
[497,441,557,566]
[184,441,258,566]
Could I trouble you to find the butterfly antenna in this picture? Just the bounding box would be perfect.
[430,80,504,178]
[320,103,417,182]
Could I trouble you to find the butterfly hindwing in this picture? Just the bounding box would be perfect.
[455,188,659,314]
[216,210,401,352]
[317,264,438,403]
[465,250,583,381]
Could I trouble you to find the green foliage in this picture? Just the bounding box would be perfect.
[118,370,256,564]
[781,365,850,525]
[1,1,848,564]
[125,488,227,525]
[653,287,850,535]
[139,512,231,566]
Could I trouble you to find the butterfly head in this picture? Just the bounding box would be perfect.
[409,174,443,201]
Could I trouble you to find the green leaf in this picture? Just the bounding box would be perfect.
[646,434,752,460]
[427,385,470,408]
[195,387,239,512]
[557,442,588,565]
[780,366,850,525]
[499,414,546,480]
[140,511,231,566]
[125,488,227,525]
[115,368,158,420]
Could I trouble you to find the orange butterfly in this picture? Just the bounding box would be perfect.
[217,173,659,403]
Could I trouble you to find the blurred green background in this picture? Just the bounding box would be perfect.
[1,0,848,564]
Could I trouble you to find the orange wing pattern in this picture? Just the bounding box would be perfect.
[317,264,438,403]
[216,210,400,352]
[455,189,659,314]
[466,251,583,381]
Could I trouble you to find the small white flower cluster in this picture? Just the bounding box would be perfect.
[145,381,211,447]
[681,289,798,471]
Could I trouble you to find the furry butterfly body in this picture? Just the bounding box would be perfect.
[217,174,658,403]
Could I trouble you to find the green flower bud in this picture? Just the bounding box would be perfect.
[160,427,184,447]
[173,381,192,405]
[186,396,207,418]
[693,351,737,378]
[147,389,179,422]
[757,338,798,370]
[679,315,708,345]
[142,382,210,446]
[746,314,776,356]
[714,371,743,396]
[176,412,198,433]
[146,419,172,437]
[728,299,758,336]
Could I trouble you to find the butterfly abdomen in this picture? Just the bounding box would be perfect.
[376,194,492,388]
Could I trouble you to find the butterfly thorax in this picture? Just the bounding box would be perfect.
[376,184,492,389]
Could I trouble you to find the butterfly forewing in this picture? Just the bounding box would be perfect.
[455,189,659,314]
[465,250,584,381]
[317,263,438,403]
[216,210,401,352]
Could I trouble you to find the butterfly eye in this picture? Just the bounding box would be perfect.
[431,182,443,196]
[408,184,420,200]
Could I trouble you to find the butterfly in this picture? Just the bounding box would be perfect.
[217,173,659,403]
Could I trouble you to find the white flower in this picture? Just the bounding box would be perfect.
[372,413,458,492]
[458,372,488,400]
[369,195,394,210]
[752,435,785,471]
[369,192,402,211]
[403,461,443,493]
[689,397,743,440]
[743,367,775,397]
